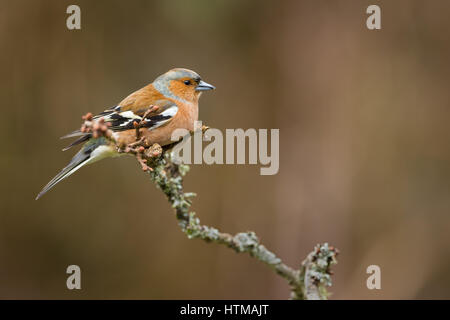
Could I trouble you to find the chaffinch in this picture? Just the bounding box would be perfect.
[36,68,215,199]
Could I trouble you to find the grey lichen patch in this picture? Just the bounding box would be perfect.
[233,232,259,252]
[255,245,282,265]
[300,243,339,300]
[178,163,190,176]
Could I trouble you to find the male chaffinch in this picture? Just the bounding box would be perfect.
[36,68,215,199]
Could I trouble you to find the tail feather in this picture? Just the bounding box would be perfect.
[62,134,91,151]
[36,137,114,200]
[60,130,84,139]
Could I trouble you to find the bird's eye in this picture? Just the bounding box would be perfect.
[183,80,191,85]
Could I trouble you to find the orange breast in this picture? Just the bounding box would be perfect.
[142,100,198,146]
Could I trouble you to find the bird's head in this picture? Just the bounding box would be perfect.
[153,68,215,103]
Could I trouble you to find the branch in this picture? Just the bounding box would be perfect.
[81,114,339,299]
[146,152,338,299]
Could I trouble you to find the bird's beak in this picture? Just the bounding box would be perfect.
[196,80,215,91]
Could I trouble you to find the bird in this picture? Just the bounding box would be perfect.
[36,68,215,200]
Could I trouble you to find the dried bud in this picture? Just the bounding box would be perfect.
[145,143,162,158]
[82,112,93,121]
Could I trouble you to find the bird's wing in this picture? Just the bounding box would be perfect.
[109,99,178,131]
[61,100,178,150]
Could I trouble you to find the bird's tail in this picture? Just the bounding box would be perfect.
[36,137,117,200]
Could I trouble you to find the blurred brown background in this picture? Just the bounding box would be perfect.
[0,0,449,299]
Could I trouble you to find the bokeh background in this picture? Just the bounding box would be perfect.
[1,0,449,299]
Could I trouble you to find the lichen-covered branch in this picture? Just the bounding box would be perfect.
[81,115,339,299]
[145,152,338,299]
[300,243,339,299]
